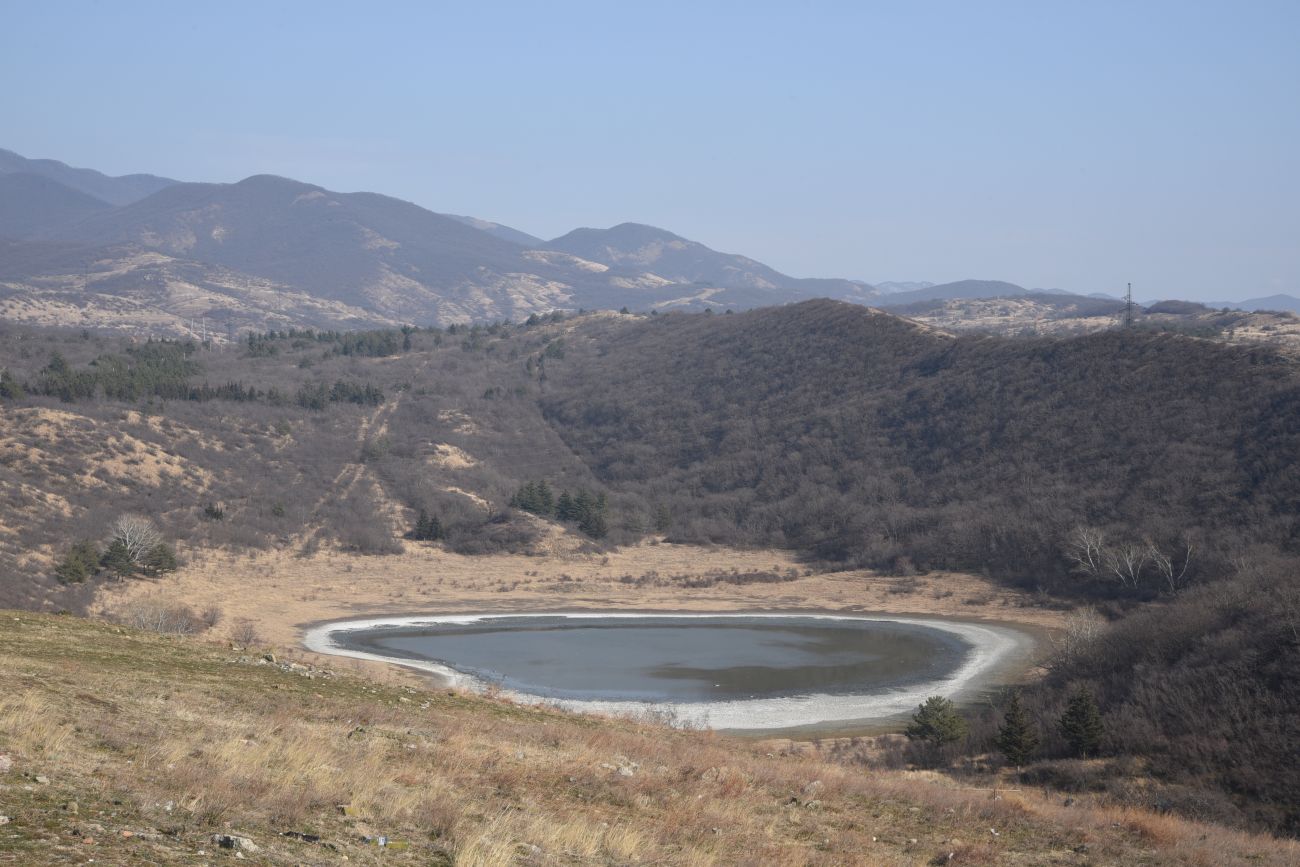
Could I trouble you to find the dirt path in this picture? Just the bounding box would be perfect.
[296,359,423,553]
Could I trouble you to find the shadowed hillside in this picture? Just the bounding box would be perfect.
[541,300,1300,585]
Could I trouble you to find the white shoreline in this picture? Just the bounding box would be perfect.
[302,611,1034,731]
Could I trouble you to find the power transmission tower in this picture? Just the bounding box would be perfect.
[1123,282,1133,328]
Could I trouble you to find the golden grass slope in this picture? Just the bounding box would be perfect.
[3,611,1296,866]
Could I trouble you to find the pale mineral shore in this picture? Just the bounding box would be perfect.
[94,540,1062,735]
[303,611,1036,732]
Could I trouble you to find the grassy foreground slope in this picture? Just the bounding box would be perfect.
[2,612,1297,866]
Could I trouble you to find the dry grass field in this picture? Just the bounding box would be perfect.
[91,537,1066,680]
[3,611,1296,866]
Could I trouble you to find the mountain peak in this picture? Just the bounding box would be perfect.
[232,174,321,194]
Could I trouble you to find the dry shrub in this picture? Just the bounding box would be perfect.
[229,618,261,646]
[114,597,205,634]
[932,841,1001,864]
[1121,808,1182,845]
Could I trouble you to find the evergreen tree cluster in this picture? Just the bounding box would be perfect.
[906,689,1105,769]
[53,537,178,583]
[25,346,387,410]
[33,343,202,402]
[291,380,385,410]
[0,367,24,400]
[510,481,608,538]
[407,509,443,541]
[246,327,414,358]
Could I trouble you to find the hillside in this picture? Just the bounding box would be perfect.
[874,279,1030,306]
[544,222,872,305]
[889,293,1300,348]
[540,301,1300,582]
[2,302,1297,603]
[7,612,1292,866]
[0,173,113,238]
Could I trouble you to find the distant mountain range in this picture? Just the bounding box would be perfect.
[0,147,176,206]
[0,147,1295,333]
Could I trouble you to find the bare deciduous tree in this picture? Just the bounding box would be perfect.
[110,514,162,564]
[1146,535,1194,594]
[1103,542,1148,589]
[1049,607,1106,671]
[1065,525,1107,578]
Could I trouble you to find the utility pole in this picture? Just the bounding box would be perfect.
[1124,282,1133,328]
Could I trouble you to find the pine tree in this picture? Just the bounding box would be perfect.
[579,509,608,539]
[555,490,575,522]
[0,368,23,400]
[995,690,1040,768]
[101,539,136,578]
[535,480,555,516]
[54,540,100,584]
[410,508,442,541]
[1058,688,1105,757]
[141,542,178,576]
[905,696,968,748]
[653,504,672,534]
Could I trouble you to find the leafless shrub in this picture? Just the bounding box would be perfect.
[1048,607,1106,671]
[199,605,223,629]
[115,598,203,635]
[229,618,261,646]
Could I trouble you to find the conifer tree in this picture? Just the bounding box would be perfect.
[905,696,967,748]
[555,491,575,522]
[101,539,136,578]
[995,690,1040,768]
[141,542,178,576]
[1058,688,1105,757]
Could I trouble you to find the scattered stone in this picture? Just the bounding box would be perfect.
[0,754,13,773]
[281,830,322,843]
[804,800,822,810]
[802,780,824,797]
[64,801,79,815]
[338,804,360,817]
[120,831,133,838]
[211,834,260,853]
[0,816,10,826]
[908,837,918,845]
[34,775,50,784]
[262,653,276,664]
[82,837,94,845]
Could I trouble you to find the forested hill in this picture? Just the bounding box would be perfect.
[542,299,1300,587]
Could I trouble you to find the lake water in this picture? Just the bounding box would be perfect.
[306,612,1031,731]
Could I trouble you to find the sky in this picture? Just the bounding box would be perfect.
[2,1,1298,300]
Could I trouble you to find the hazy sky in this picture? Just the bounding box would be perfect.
[3,1,1297,299]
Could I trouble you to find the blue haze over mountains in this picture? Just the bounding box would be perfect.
[1,147,1295,326]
